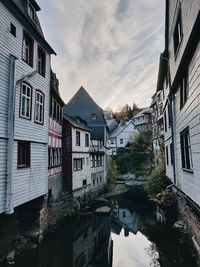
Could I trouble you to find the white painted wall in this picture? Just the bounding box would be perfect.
[0,3,51,213]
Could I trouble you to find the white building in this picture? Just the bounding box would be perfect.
[0,0,55,214]
[132,108,152,134]
[108,121,139,155]
[63,116,91,197]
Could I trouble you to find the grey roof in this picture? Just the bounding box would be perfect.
[109,121,136,138]
[106,118,119,133]
[132,107,152,119]
[64,87,106,140]
[63,115,91,132]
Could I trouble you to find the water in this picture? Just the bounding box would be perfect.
[1,188,198,267]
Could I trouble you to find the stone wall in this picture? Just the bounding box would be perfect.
[174,188,200,258]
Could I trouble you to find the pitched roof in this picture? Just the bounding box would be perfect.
[64,87,106,140]
[2,0,56,55]
[132,107,152,119]
[109,121,137,138]
[63,115,91,132]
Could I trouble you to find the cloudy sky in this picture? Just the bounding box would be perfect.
[37,0,165,110]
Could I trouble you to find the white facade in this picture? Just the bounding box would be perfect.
[108,121,138,155]
[71,127,91,196]
[0,1,54,213]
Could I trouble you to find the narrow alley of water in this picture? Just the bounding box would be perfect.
[0,188,198,267]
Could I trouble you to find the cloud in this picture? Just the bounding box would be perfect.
[37,0,165,109]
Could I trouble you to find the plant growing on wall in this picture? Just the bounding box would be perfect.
[107,159,120,184]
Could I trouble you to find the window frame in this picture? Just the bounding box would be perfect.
[180,127,193,171]
[17,141,31,168]
[173,8,183,58]
[34,90,44,125]
[76,131,80,146]
[22,31,34,67]
[73,158,83,171]
[85,133,89,147]
[27,1,36,22]
[37,46,46,77]
[180,70,189,109]
[19,82,32,120]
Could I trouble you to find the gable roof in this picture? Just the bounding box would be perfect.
[2,0,56,55]
[109,121,137,138]
[64,87,106,140]
[132,107,152,119]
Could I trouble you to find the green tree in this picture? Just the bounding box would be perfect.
[107,159,120,184]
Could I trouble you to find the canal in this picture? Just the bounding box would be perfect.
[1,188,198,267]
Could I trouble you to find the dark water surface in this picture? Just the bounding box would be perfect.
[1,189,198,267]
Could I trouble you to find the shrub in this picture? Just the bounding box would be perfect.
[107,159,120,184]
[145,165,169,197]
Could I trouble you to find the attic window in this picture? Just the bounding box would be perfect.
[91,113,97,120]
[28,2,36,22]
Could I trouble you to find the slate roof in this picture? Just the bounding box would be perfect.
[132,107,152,119]
[106,118,119,133]
[64,87,106,140]
[109,121,136,138]
[63,115,91,132]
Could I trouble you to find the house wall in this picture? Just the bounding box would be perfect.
[174,42,200,205]
[0,3,51,212]
[116,123,137,148]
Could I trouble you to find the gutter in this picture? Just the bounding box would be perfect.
[6,55,17,214]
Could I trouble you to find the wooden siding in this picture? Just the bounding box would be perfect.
[0,139,7,213]
[13,141,48,208]
[174,42,200,205]
[0,3,51,212]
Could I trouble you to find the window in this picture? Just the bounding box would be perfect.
[38,47,46,77]
[111,139,114,145]
[173,9,183,56]
[10,23,16,37]
[166,146,169,165]
[168,102,172,128]
[22,31,34,66]
[18,141,30,168]
[74,158,82,171]
[85,133,89,147]
[180,71,188,109]
[83,179,87,186]
[180,127,193,170]
[76,131,80,146]
[170,143,174,165]
[91,113,97,120]
[48,147,62,168]
[28,1,35,21]
[120,139,123,144]
[35,90,44,124]
[164,111,167,132]
[20,83,32,119]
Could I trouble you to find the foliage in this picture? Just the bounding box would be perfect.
[113,103,141,121]
[145,164,169,197]
[115,132,153,177]
[107,159,120,184]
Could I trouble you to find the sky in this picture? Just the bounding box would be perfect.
[37,0,165,110]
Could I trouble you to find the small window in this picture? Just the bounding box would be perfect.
[91,113,97,120]
[180,71,188,109]
[173,9,183,56]
[28,2,36,22]
[120,138,123,144]
[18,141,30,168]
[35,90,44,124]
[20,83,32,120]
[164,111,167,132]
[168,102,172,128]
[22,31,34,66]
[85,133,89,147]
[170,143,174,165]
[166,146,169,165]
[122,211,126,218]
[10,23,16,37]
[76,131,80,146]
[74,158,82,171]
[83,179,87,186]
[180,127,193,170]
[38,47,46,77]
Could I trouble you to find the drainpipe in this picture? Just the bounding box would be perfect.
[6,55,17,214]
[171,93,177,185]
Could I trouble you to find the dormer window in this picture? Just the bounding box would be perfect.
[28,2,36,22]
[38,47,46,77]
[91,113,97,120]
[22,31,34,66]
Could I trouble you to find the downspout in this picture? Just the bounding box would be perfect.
[6,55,17,214]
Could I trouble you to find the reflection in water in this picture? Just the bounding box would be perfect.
[111,189,197,267]
[1,189,198,267]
